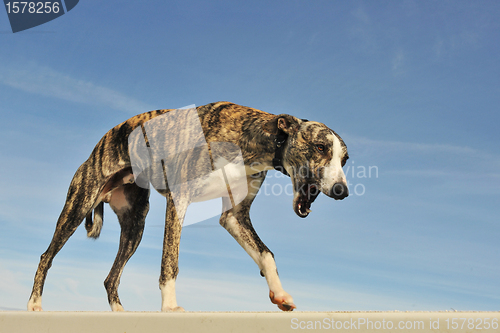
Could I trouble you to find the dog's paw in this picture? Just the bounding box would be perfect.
[110,303,125,312]
[162,306,185,312]
[27,299,43,311]
[269,290,296,311]
[28,304,43,311]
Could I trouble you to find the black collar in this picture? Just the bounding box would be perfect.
[271,119,308,177]
[272,130,290,177]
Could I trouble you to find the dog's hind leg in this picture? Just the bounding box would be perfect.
[159,191,188,312]
[104,183,149,311]
[219,172,296,311]
[27,163,99,311]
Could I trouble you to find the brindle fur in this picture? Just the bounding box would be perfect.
[27,102,349,312]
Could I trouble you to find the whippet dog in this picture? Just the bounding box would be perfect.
[27,102,349,312]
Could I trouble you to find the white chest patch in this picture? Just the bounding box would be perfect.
[182,156,248,205]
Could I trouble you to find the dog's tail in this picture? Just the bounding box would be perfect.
[85,202,104,239]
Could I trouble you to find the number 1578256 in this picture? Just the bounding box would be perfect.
[445,318,498,330]
[5,2,61,14]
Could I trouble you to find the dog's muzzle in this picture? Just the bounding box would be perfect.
[329,183,349,200]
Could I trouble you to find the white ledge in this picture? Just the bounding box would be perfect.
[1,311,499,333]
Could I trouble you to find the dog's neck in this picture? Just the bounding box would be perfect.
[237,118,291,176]
[271,129,289,176]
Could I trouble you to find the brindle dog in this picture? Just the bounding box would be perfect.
[27,102,349,312]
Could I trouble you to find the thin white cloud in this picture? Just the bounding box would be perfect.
[433,29,482,61]
[0,262,33,311]
[346,135,484,156]
[433,36,445,60]
[349,5,378,54]
[346,135,500,179]
[0,63,154,114]
[392,49,406,75]
[351,5,370,25]
[345,135,500,195]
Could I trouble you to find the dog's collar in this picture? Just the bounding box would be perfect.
[272,118,308,177]
[272,130,290,177]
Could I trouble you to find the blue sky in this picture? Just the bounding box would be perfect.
[1,0,499,311]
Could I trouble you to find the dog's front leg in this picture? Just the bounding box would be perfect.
[220,173,296,311]
[159,192,187,312]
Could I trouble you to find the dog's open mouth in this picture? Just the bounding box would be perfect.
[294,183,320,218]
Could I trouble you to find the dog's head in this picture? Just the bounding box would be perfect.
[264,114,349,218]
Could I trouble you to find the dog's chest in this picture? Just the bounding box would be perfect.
[190,156,249,205]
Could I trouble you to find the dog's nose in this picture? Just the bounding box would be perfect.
[330,183,349,200]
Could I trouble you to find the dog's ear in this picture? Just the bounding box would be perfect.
[263,114,301,135]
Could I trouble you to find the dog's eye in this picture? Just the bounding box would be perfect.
[316,144,325,153]
[341,156,348,167]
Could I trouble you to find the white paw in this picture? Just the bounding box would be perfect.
[27,298,43,312]
[110,303,125,312]
[269,290,296,311]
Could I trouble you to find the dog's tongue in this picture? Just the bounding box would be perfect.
[296,197,311,217]
[299,201,311,215]
[295,184,319,217]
